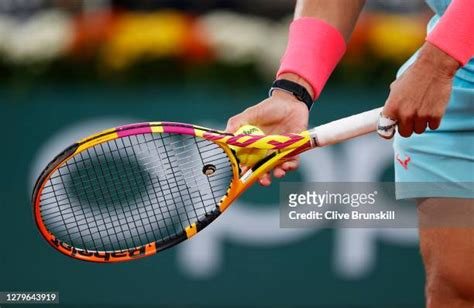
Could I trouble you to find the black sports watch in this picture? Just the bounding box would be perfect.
[269,79,314,111]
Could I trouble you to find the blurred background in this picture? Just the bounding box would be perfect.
[1,0,429,307]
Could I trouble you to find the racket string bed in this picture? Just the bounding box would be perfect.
[38,133,233,252]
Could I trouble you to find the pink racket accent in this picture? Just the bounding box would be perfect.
[203,132,227,141]
[162,122,196,135]
[226,135,265,147]
[267,134,305,149]
[116,123,152,137]
[204,132,307,149]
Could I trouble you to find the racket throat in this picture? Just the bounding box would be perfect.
[238,151,280,184]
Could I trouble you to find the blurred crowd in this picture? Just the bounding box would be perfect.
[0,0,429,16]
[0,0,432,83]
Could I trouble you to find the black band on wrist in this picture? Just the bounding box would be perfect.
[269,79,314,111]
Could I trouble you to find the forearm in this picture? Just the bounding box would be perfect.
[295,0,366,42]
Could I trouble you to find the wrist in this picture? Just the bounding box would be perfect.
[270,78,314,110]
[418,42,460,78]
[268,89,309,118]
[271,89,308,109]
[277,73,315,99]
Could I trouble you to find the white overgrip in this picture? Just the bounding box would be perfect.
[309,107,387,147]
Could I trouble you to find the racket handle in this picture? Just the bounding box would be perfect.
[309,107,396,147]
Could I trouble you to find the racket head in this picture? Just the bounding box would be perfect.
[33,122,312,262]
[32,122,244,262]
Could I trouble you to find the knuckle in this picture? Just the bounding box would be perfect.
[383,104,398,119]
[432,108,445,118]
[416,111,429,119]
[384,106,396,117]
[426,111,438,119]
[399,112,413,122]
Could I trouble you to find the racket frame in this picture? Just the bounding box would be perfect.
[33,122,306,262]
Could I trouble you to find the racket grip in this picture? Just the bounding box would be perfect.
[309,107,394,147]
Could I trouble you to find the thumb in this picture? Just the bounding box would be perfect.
[226,113,251,133]
[379,102,398,139]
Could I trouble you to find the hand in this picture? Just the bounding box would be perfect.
[383,42,460,137]
[226,77,310,186]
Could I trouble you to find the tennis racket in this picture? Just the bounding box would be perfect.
[32,107,395,262]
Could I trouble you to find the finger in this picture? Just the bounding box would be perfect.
[382,104,397,122]
[413,117,428,134]
[259,173,272,186]
[377,113,397,139]
[281,159,299,172]
[273,166,286,178]
[428,117,441,130]
[398,115,414,138]
[273,158,300,178]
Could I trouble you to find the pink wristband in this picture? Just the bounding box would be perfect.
[277,17,346,99]
[426,0,474,66]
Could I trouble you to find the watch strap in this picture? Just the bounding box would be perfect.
[269,79,314,110]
